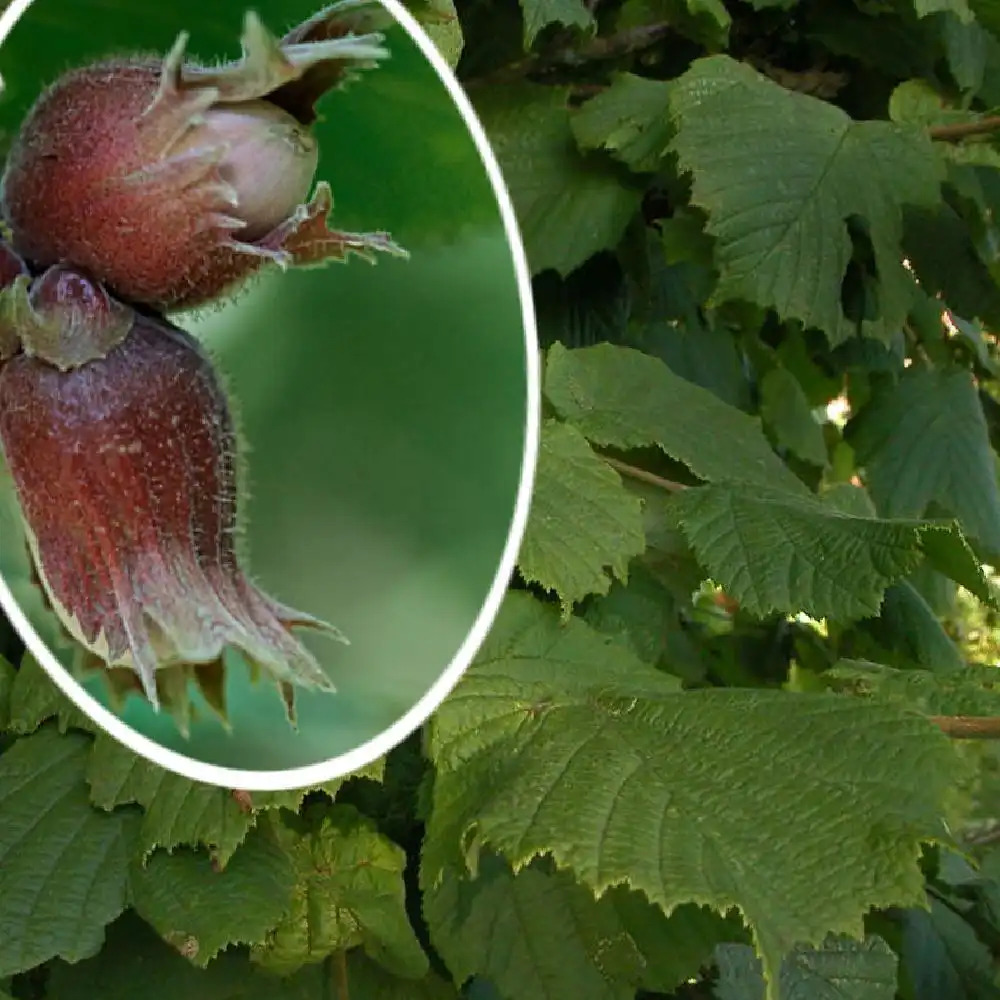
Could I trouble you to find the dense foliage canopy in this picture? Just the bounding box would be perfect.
[6,0,1000,997]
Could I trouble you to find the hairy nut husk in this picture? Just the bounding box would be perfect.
[1,1,407,312]
[0,263,343,711]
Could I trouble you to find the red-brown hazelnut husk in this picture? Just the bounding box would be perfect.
[0,3,409,722]
[1,2,407,312]
[0,258,344,715]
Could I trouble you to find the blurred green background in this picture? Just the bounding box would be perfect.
[0,0,528,770]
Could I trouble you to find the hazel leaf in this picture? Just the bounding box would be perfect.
[668,55,942,345]
[425,853,734,1000]
[572,73,674,172]
[473,85,641,275]
[46,911,327,1000]
[517,419,645,611]
[253,806,427,978]
[846,367,1000,558]
[129,825,296,966]
[544,343,806,494]
[0,726,139,976]
[85,734,383,867]
[519,0,595,46]
[6,653,96,736]
[424,592,964,998]
[713,936,898,1000]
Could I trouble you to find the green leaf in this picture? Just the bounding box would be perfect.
[616,0,731,48]
[426,854,734,1000]
[903,204,1000,328]
[347,950,461,999]
[713,936,898,1000]
[0,726,138,976]
[584,563,697,669]
[519,0,594,46]
[516,419,645,611]
[606,889,743,992]
[629,480,704,582]
[846,367,1000,556]
[941,14,990,93]
[759,367,829,467]
[642,319,750,410]
[892,65,971,131]
[821,483,878,518]
[625,225,749,408]
[917,521,997,608]
[426,858,643,1000]
[436,590,681,710]
[776,333,845,408]
[679,0,732,32]
[669,484,931,620]
[859,581,965,673]
[668,56,943,345]
[84,736,385,868]
[805,7,938,80]
[47,911,326,1000]
[828,660,1000,715]
[473,85,642,275]
[0,654,14,730]
[914,0,974,23]
[425,593,963,993]
[949,314,1000,374]
[906,561,959,618]
[533,254,630,349]
[252,806,427,979]
[968,0,1000,41]
[86,734,257,868]
[572,73,674,172]
[408,0,464,68]
[6,653,95,735]
[899,897,998,1000]
[545,343,806,493]
[130,825,296,966]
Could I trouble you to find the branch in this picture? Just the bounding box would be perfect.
[603,456,686,492]
[928,117,1000,141]
[929,715,1000,739]
[964,823,1000,847]
[572,22,672,62]
[465,22,672,88]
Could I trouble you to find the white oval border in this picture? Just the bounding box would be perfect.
[0,0,540,791]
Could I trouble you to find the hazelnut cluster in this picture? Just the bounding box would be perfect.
[0,1,406,723]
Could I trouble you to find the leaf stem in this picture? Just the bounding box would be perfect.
[603,456,686,493]
[928,117,1000,141]
[333,950,349,1000]
[230,789,253,813]
[929,715,1000,739]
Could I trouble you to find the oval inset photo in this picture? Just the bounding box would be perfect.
[0,0,537,788]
